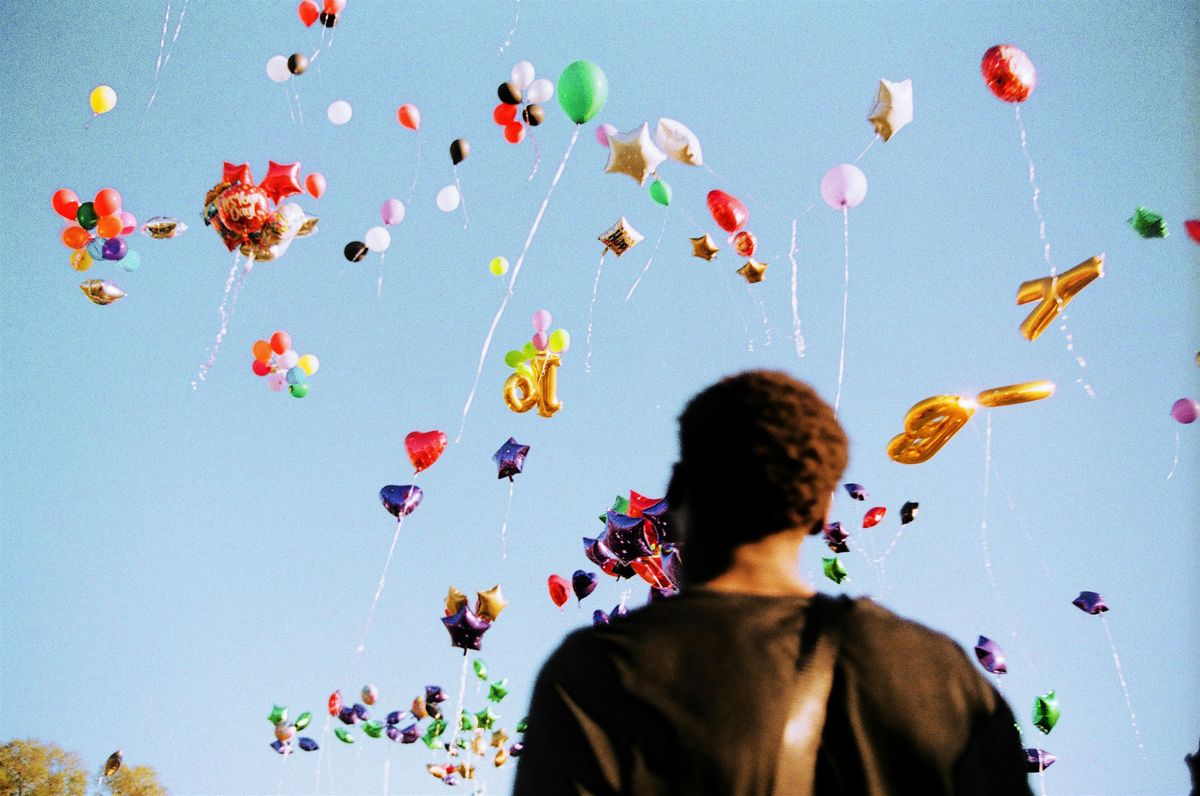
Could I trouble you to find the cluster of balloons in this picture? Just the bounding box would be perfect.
[598,117,702,207]
[250,331,319,398]
[266,704,317,755]
[443,585,507,653]
[266,53,309,82]
[546,570,598,609]
[343,199,404,262]
[582,491,679,596]
[502,310,570,418]
[89,85,117,116]
[701,189,767,283]
[297,0,344,28]
[202,161,318,261]
[54,186,141,281]
[492,61,554,145]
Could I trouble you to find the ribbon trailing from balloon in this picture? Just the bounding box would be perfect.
[145,0,189,114]
[624,207,669,302]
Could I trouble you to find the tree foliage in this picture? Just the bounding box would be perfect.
[0,739,88,796]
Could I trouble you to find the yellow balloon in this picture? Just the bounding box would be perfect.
[886,394,975,464]
[70,250,93,272]
[489,256,509,276]
[297,354,320,376]
[90,85,117,115]
[1016,254,1103,341]
[976,380,1055,408]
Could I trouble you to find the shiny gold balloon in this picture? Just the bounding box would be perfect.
[977,380,1055,407]
[490,728,509,748]
[103,750,123,777]
[599,217,644,257]
[494,747,510,767]
[603,123,667,185]
[140,216,188,239]
[80,280,126,305]
[737,259,768,284]
[475,584,508,622]
[867,78,913,142]
[503,355,562,417]
[690,234,719,261]
[1016,254,1103,341]
[445,585,469,616]
[412,696,428,720]
[887,394,976,464]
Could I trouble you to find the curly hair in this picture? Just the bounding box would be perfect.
[668,370,848,583]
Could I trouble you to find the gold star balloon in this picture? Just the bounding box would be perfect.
[80,280,127,305]
[690,234,719,261]
[603,123,667,186]
[599,217,644,256]
[737,259,768,284]
[475,584,508,622]
[445,585,469,616]
[867,78,913,142]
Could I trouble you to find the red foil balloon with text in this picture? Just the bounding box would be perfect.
[216,184,272,238]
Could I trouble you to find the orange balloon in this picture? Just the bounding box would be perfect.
[94,188,121,217]
[61,225,92,249]
[96,214,123,239]
[886,394,975,464]
[270,331,292,354]
[492,103,517,126]
[252,339,273,362]
[503,122,526,144]
[397,104,420,131]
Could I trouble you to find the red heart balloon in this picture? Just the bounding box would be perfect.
[406,430,447,473]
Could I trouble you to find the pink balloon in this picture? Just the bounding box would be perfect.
[380,198,405,226]
[820,164,868,209]
[531,309,552,332]
[267,373,287,392]
[532,331,549,351]
[119,211,137,236]
[594,123,617,148]
[1171,398,1199,424]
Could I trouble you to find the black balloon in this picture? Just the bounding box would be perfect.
[450,138,470,166]
[344,241,368,262]
[522,104,545,127]
[425,685,447,704]
[319,11,337,27]
[497,82,522,105]
[900,501,919,525]
[288,53,309,75]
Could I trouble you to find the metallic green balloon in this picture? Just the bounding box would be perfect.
[1128,206,1168,238]
[268,705,287,724]
[822,557,849,584]
[294,711,312,731]
[429,718,448,737]
[649,179,672,207]
[335,727,354,744]
[460,710,477,731]
[516,717,528,733]
[488,679,509,703]
[473,658,489,680]
[1032,690,1060,734]
[363,720,384,738]
[557,61,608,124]
[474,706,499,730]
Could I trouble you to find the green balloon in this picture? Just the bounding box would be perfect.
[290,383,309,398]
[516,717,528,734]
[515,362,534,379]
[473,658,489,680]
[521,342,538,360]
[503,350,525,369]
[474,706,499,730]
[488,679,509,703]
[363,720,384,738]
[548,328,570,353]
[557,61,608,124]
[268,705,287,724]
[76,201,99,230]
[294,711,312,731]
[460,710,476,731]
[335,727,354,744]
[429,718,447,737]
[649,179,672,207]
[822,557,848,584]
[1032,690,1060,734]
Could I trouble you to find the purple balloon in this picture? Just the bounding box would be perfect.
[400,723,421,743]
[380,198,405,226]
[509,741,525,757]
[660,544,683,587]
[592,609,610,625]
[425,685,447,704]
[649,586,678,602]
[571,569,598,601]
[441,606,492,651]
[1023,748,1057,772]
[611,602,628,619]
[1072,591,1108,615]
[603,511,653,563]
[493,437,530,480]
[1171,397,1199,424]
[270,740,293,755]
[974,636,1008,674]
[844,483,867,501]
[641,498,673,545]
[386,710,409,726]
[425,702,443,720]
[385,726,401,742]
[352,703,369,721]
[298,737,319,752]
[102,237,128,261]
[823,522,850,553]
[337,706,357,725]
[380,484,423,518]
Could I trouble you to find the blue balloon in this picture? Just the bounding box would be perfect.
[286,366,306,385]
[87,239,106,259]
[120,251,141,272]
[298,737,319,752]
[380,484,423,518]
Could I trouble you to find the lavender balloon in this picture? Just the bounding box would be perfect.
[974,636,1007,674]
[441,606,492,652]
[1072,591,1108,615]
[1171,397,1199,424]
[844,483,867,501]
[820,164,868,209]
[380,198,405,226]
[493,437,530,480]
[102,237,128,261]
[823,522,850,553]
[1023,748,1056,772]
[380,484,423,518]
[571,569,598,601]
[270,740,293,755]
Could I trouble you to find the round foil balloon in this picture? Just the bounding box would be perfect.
[981,45,1037,103]
[216,184,272,236]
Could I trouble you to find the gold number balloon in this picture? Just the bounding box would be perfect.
[977,380,1055,407]
[886,395,976,464]
[1016,254,1104,341]
[503,355,562,417]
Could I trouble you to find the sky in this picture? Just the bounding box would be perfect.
[1,1,1197,793]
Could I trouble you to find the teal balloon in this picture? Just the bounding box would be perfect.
[650,179,672,207]
[87,239,106,259]
[76,202,98,230]
[120,251,141,272]
[556,61,608,124]
[286,366,307,385]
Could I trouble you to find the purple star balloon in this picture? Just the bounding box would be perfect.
[603,511,653,563]
[571,569,598,601]
[974,636,1007,674]
[337,706,357,725]
[386,710,409,726]
[592,609,610,625]
[1023,748,1057,772]
[400,723,421,743]
[380,484,423,518]
[298,737,319,752]
[660,544,683,587]
[1072,591,1108,615]
[352,703,369,721]
[823,522,850,553]
[492,437,530,480]
[270,740,293,755]
[425,685,447,704]
[641,498,673,545]
[844,483,867,501]
[441,606,492,652]
[583,535,637,579]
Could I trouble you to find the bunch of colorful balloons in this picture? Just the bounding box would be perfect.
[501,310,570,418]
[53,187,140,278]
[202,162,318,261]
[266,704,317,755]
[582,491,679,595]
[491,61,555,145]
[250,331,319,398]
[597,117,702,207]
[442,585,507,653]
[296,0,345,28]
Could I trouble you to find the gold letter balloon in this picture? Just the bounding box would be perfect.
[1016,254,1103,341]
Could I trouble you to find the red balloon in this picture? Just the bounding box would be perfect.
[733,230,757,257]
[405,430,448,473]
[305,172,326,199]
[61,225,92,250]
[328,690,342,717]
[323,0,345,13]
[397,104,420,131]
[492,103,517,126]
[51,188,80,221]
[503,122,526,145]
[259,161,302,205]
[706,190,748,233]
[223,161,254,185]
[93,188,121,217]
[251,359,272,377]
[547,575,570,609]
[627,492,659,518]
[981,45,1036,103]
[630,557,673,590]
[863,506,887,529]
[216,184,272,236]
[297,0,319,26]
[1184,219,1200,244]
[270,330,292,355]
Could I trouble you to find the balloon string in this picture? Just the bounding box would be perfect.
[1166,429,1181,481]
[1101,614,1145,758]
[192,252,250,389]
[584,250,607,374]
[497,0,520,55]
[376,252,385,299]
[853,133,879,164]
[499,480,515,559]
[789,218,807,359]
[145,0,171,113]
[833,206,850,415]
[408,131,422,206]
[748,283,771,347]
[456,126,580,443]
[453,167,469,230]
[283,85,296,125]
[1037,769,1047,796]
[314,714,332,795]
[382,758,390,796]
[625,208,668,301]
[444,655,471,768]
[353,479,418,662]
[526,132,543,184]
[292,83,305,127]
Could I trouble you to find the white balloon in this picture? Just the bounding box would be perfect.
[436,185,461,213]
[326,100,353,125]
[525,78,554,105]
[655,118,703,166]
[364,226,392,252]
[266,55,290,83]
[278,350,300,369]
[510,61,535,91]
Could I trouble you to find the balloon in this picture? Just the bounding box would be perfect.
[504,122,526,145]
[1016,254,1104,341]
[1128,206,1168,238]
[396,104,420,131]
[267,373,286,392]
[522,104,545,127]
[450,139,470,165]
[364,226,391,252]
[266,55,290,83]
[460,711,477,732]
[285,366,306,385]
[1023,749,1056,773]
[547,575,569,609]
[380,484,423,519]
[977,381,1056,407]
[104,751,123,777]
[442,606,492,651]
[405,430,447,473]
[294,712,312,731]
[352,702,370,721]
[268,705,288,725]
[475,584,508,621]
[289,383,309,399]
[344,241,367,262]
[379,198,405,226]
[328,691,342,716]
[90,85,117,115]
[275,723,296,742]
[503,354,561,417]
[654,118,703,166]
[76,202,98,230]
[823,522,849,553]
[733,230,756,257]
[526,78,554,105]
[141,216,186,239]
[335,728,354,744]
[531,309,552,332]
[298,0,319,26]
[736,259,767,284]
[862,507,886,528]
[603,511,652,563]
[493,103,518,126]
[426,685,447,705]
[548,329,570,353]
[604,124,667,186]
[436,185,461,212]
[69,249,92,272]
[706,190,748,232]
[96,214,122,239]
[489,256,509,276]
[487,680,509,703]
[216,184,272,236]
[298,737,319,752]
[1032,691,1059,734]
[269,740,292,755]
[820,164,868,209]
[297,354,319,376]
[823,557,849,584]
[557,61,607,124]
[93,188,121,217]
[594,122,617,147]
[270,331,291,354]
[649,179,672,206]
[1072,591,1108,615]
[493,438,529,480]
[532,331,548,351]
[497,82,522,105]
[900,501,919,525]
[61,226,91,250]
[362,684,378,706]
[102,238,128,261]
[118,211,137,236]
[511,61,535,90]
[844,483,867,500]
[981,45,1037,103]
[1171,398,1199,424]
[304,173,326,199]
[1185,219,1200,243]
[52,189,80,221]
[867,79,914,141]
[974,636,1007,674]
[491,729,509,749]
[690,234,719,261]
[572,570,598,602]
[288,53,309,75]
[319,10,337,27]
[323,0,345,13]
[887,395,976,464]
[327,100,352,125]
[599,216,644,256]
[259,161,302,205]
[119,251,141,272]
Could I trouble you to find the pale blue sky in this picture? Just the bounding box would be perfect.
[1,1,1197,793]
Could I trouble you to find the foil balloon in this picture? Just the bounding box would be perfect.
[270,740,292,755]
[445,585,469,616]
[572,569,598,602]
[1016,255,1104,341]
[104,751,122,777]
[974,636,1007,674]
[473,660,488,681]
[268,705,288,725]
[599,217,644,256]
[386,710,410,726]
[737,259,767,285]
[510,741,525,757]
[80,280,126,305]
[140,216,187,239]
[707,190,747,233]
[1072,591,1108,615]
[474,707,499,730]
[379,484,423,518]
[335,727,354,744]
[1032,691,1060,734]
[867,78,913,141]
[887,395,976,464]
[1185,219,1200,243]
[475,584,508,621]
[630,557,674,590]
[862,507,886,528]
[690,234,719,261]
[977,380,1055,407]
[362,684,378,706]
[823,522,849,553]
[900,501,919,525]
[733,231,757,257]
[426,685,447,705]
[603,511,653,563]
[442,606,492,651]
[337,707,356,725]
[981,45,1037,103]
[1128,206,1168,238]
[493,437,530,480]
[259,161,303,204]
[823,557,849,585]
[844,483,867,501]
[1024,749,1056,772]
[328,690,341,716]
[298,738,319,752]
[503,354,562,418]
[352,703,369,721]
[603,123,667,186]
[487,680,509,703]
[362,720,384,738]
[400,723,421,743]
[217,183,273,236]
[654,117,703,166]
[547,574,569,608]
[405,430,447,473]
[491,729,509,748]
[275,723,296,742]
